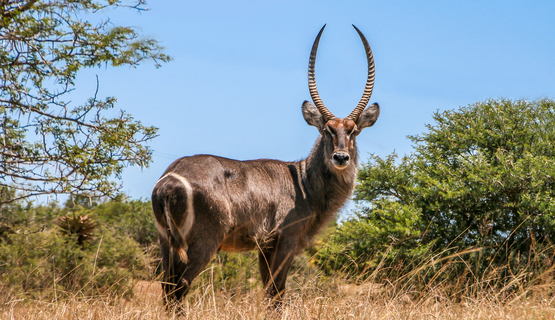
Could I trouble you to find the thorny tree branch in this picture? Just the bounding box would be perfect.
[0,0,170,205]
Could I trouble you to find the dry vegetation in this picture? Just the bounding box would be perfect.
[2,260,555,320]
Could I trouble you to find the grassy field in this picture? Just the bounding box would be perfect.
[3,269,555,320]
[2,236,554,319]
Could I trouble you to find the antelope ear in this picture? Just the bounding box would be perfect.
[356,103,380,131]
[302,101,325,132]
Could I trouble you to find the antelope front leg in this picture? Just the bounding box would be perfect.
[258,239,296,308]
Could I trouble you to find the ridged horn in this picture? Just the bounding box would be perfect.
[346,25,375,122]
[308,24,336,122]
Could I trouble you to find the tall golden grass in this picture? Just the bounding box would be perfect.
[2,251,555,320]
[3,279,554,319]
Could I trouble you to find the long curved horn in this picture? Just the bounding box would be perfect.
[346,25,375,122]
[308,24,336,122]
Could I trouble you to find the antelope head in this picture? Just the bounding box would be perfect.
[302,25,380,171]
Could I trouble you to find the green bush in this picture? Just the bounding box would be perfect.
[194,250,329,296]
[314,99,555,295]
[314,200,431,279]
[194,251,260,295]
[0,196,153,299]
[86,198,158,247]
[0,225,147,299]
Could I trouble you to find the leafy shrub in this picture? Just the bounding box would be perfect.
[91,198,158,247]
[314,200,431,279]
[0,197,153,299]
[314,99,555,296]
[0,224,148,299]
[194,251,260,295]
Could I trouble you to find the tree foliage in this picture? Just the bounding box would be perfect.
[0,0,170,204]
[315,99,555,288]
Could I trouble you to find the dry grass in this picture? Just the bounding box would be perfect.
[3,276,555,320]
[3,245,555,319]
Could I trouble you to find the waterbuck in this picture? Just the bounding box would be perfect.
[151,24,380,306]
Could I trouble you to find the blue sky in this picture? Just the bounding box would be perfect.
[73,1,555,210]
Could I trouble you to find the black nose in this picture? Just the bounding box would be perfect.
[333,153,350,165]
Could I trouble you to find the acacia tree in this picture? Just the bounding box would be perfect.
[0,0,170,204]
[315,99,555,286]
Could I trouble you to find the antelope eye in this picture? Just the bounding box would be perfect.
[324,127,336,137]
